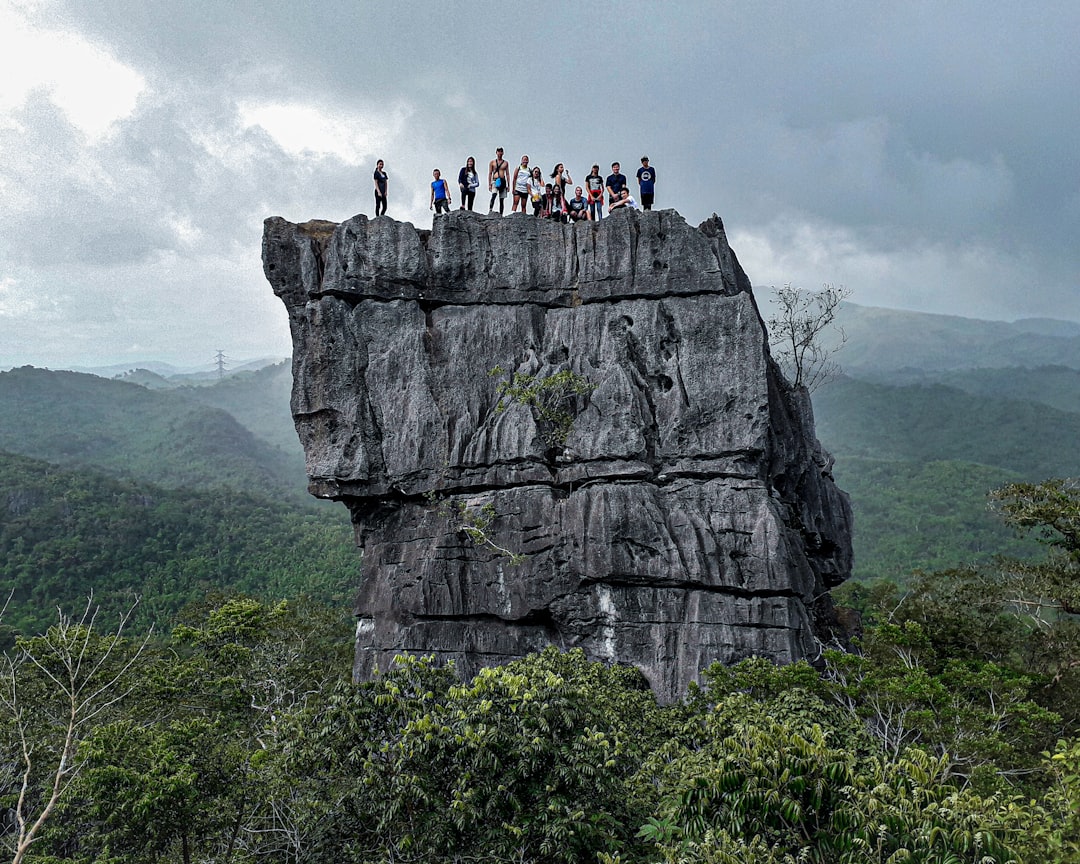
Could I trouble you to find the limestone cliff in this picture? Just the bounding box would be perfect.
[263,209,853,702]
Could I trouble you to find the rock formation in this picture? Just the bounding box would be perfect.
[263,209,853,702]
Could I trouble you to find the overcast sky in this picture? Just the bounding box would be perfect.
[1,0,1077,369]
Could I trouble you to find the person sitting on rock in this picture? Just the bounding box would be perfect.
[608,188,639,212]
[547,185,568,222]
[567,186,590,221]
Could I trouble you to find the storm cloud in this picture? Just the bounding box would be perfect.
[1,0,1077,367]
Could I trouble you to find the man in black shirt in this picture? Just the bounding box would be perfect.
[605,162,627,207]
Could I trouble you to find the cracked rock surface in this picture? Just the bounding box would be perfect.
[263,208,853,702]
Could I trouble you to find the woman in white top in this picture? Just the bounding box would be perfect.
[512,155,531,213]
[528,167,545,216]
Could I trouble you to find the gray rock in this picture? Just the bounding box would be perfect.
[263,208,853,702]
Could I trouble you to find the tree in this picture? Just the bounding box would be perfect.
[0,598,148,864]
[766,283,851,391]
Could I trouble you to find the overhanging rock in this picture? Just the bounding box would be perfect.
[263,208,853,702]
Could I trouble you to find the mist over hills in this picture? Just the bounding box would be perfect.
[0,365,308,502]
[825,302,1080,373]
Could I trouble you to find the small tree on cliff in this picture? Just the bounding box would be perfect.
[766,283,851,391]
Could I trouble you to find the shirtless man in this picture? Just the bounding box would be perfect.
[488,147,509,215]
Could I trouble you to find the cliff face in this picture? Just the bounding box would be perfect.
[263,209,853,702]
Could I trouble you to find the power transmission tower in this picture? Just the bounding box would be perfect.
[214,350,228,380]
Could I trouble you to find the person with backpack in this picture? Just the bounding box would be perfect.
[488,147,509,214]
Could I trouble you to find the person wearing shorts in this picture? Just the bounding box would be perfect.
[512,155,531,213]
[430,168,452,214]
[488,147,509,214]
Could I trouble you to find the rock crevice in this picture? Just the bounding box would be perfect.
[264,208,852,702]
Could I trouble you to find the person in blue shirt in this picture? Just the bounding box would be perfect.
[430,168,452,214]
[605,162,627,207]
[636,156,656,210]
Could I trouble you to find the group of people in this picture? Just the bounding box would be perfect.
[372,151,657,222]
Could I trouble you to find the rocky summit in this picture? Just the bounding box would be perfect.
[262,209,853,702]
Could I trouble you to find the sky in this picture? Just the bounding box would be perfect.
[1,0,1077,369]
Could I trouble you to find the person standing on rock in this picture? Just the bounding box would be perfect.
[636,156,656,211]
[585,164,605,220]
[430,168,452,214]
[550,163,573,199]
[528,167,545,216]
[458,156,479,210]
[373,159,388,216]
[606,161,627,209]
[512,155,531,213]
[488,147,509,214]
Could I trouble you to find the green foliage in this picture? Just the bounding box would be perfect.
[3,598,1077,864]
[830,459,1040,583]
[0,451,361,635]
[490,365,596,449]
[640,689,1025,864]
[427,493,528,564]
[281,648,651,863]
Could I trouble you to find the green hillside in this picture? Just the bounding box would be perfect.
[0,450,361,636]
[856,365,1080,416]
[814,376,1080,479]
[830,458,1039,582]
[0,366,308,500]
[173,360,300,454]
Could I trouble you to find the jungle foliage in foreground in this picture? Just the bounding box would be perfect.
[3,480,1080,864]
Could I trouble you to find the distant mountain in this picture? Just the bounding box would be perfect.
[828,302,1080,373]
[814,376,1080,480]
[72,356,287,381]
[806,306,1080,582]
[174,361,300,455]
[852,365,1080,416]
[0,366,307,500]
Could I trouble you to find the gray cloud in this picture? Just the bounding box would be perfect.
[2,0,1078,368]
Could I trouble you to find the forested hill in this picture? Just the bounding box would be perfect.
[0,449,361,636]
[0,365,308,502]
[807,303,1080,582]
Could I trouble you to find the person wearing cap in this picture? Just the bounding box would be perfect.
[637,156,656,210]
